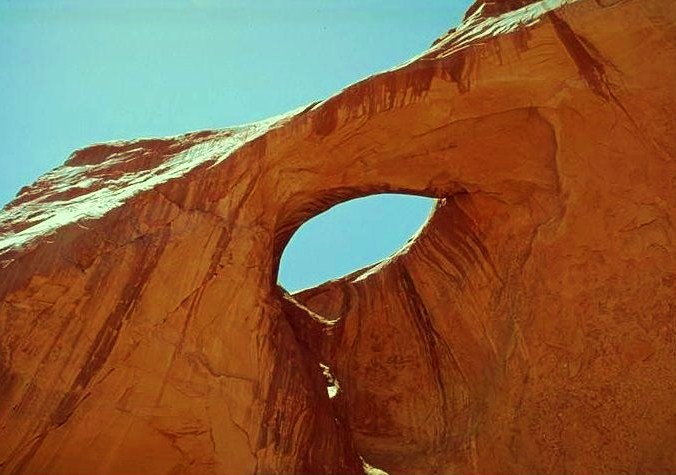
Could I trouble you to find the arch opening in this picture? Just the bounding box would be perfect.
[277,193,435,293]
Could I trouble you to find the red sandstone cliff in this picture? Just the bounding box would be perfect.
[1,0,675,473]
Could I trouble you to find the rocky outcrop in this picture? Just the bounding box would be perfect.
[1,0,675,473]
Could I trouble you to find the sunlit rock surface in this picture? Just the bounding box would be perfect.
[1,0,675,473]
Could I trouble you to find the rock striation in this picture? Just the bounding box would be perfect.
[1,0,675,473]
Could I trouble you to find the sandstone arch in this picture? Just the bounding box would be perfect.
[0,0,675,474]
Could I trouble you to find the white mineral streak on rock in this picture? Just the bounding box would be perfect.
[0,105,304,254]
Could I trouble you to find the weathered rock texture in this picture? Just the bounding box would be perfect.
[1,0,675,473]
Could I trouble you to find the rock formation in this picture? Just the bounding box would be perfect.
[1,0,675,473]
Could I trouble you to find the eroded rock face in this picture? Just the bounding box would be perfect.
[1,0,675,473]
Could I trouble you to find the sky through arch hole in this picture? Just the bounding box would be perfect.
[278,194,435,293]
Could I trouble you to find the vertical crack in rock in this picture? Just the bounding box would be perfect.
[361,457,391,475]
[319,363,340,399]
[257,301,363,475]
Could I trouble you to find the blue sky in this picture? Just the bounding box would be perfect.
[0,0,472,291]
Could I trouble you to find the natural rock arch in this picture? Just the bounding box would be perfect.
[0,1,674,474]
